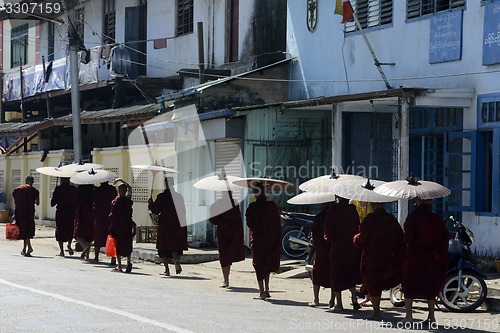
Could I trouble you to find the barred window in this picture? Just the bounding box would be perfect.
[346,0,392,33]
[103,0,116,44]
[407,0,465,20]
[11,24,28,67]
[177,0,194,36]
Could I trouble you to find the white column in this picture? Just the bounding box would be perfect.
[331,104,342,172]
[398,96,410,224]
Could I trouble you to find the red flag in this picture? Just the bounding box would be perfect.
[334,0,354,24]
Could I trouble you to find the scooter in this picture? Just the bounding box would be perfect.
[390,216,488,312]
[280,211,314,259]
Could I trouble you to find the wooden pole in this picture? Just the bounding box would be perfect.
[42,56,52,118]
[197,22,205,84]
[19,58,25,122]
[351,12,392,90]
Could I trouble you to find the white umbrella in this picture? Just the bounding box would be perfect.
[232,177,294,192]
[373,176,451,200]
[58,162,104,172]
[193,170,242,192]
[70,169,117,185]
[287,191,336,205]
[299,171,364,193]
[330,178,397,203]
[130,164,178,174]
[36,167,78,178]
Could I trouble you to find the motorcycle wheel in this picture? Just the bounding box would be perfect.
[281,226,309,259]
[389,285,405,307]
[439,271,488,312]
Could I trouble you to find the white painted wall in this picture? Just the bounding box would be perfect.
[287,1,500,255]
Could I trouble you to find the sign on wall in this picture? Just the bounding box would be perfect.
[429,10,463,64]
[483,2,500,66]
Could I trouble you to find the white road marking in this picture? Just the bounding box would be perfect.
[0,278,195,333]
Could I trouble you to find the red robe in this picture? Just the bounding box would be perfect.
[209,197,245,267]
[246,196,281,281]
[50,182,77,242]
[311,204,332,288]
[353,207,405,297]
[108,195,134,257]
[149,189,188,258]
[73,185,94,242]
[324,200,361,292]
[93,183,117,247]
[402,204,449,299]
[12,184,39,240]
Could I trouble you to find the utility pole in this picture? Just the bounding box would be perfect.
[67,8,83,163]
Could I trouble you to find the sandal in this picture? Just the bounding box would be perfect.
[220,282,229,288]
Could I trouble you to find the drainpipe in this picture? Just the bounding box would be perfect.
[398,95,410,224]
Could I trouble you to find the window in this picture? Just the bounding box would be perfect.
[177,0,194,36]
[103,0,116,44]
[407,0,465,20]
[346,0,392,32]
[476,94,500,215]
[11,24,28,68]
[74,7,84,40]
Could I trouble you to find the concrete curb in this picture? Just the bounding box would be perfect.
[132,248,219,265]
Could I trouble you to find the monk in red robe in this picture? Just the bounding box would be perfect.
[109,181,134,273]
[309,202,334,308]
[324,196,361,311]
[92,181,117,262]
[246,183,281,300]
[209,191,245,288]
[73,184,94,261]
[402,199,449,325]
[149,177,187,276]
[12,175,39,257]
[353,203,405,321]
[50,177,77,256]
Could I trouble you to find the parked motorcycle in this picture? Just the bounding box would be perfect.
[390,216,488,312]
[280,212,314,259]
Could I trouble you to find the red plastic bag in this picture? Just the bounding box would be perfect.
[105,235,116,257]
[6,222,20,240]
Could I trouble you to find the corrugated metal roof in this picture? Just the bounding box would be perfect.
[54,103,159,125]
[0,103,159,137]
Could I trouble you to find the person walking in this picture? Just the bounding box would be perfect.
[73,184,94,261]
[50,177,77,256]
[246,182,281,300]
[108,180,135,273]
[324,195,361,311]
[148,177,187,276]
[402,198,449,325]
[12,175,40,257]
[353,202,405,321]
[92,181,117,263]
[309,201,334,308]
[209,191,245,288]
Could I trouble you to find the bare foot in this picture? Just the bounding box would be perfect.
[328,305,344,312]
[352,302,362,310]
[67,247,74,256]
[308,301,319,307]
[360,299,372,307]
[220,282,229,288]
[57,252,65,257]
[265,291,271,298]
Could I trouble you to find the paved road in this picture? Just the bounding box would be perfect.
[1,234,499,333]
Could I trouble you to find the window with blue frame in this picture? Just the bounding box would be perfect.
[407,0,465,20]
[477,94,500,215]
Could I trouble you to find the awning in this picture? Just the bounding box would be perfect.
[53,103,159,125]
[0,103,160,137]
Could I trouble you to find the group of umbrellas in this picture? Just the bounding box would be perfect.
[36,162,178,187]
[287,171,451,206]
